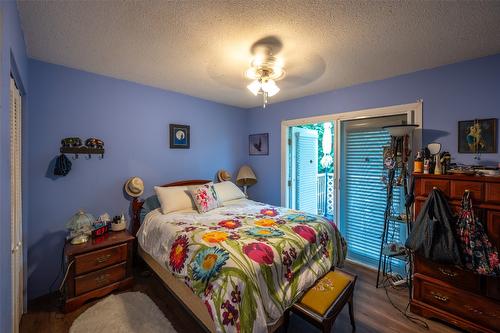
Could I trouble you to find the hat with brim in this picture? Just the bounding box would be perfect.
[125,177,144,197]
[217,170,231,182]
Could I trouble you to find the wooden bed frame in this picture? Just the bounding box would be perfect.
[131,180,284,333]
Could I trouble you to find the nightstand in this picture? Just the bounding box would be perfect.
[64,230,135,312]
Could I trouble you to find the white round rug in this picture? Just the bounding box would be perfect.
[70,292,177,333]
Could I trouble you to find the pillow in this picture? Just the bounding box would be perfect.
[189,183,221,213]
[154,186,195,214]
[140,195,161,223]
[213,181,246,203]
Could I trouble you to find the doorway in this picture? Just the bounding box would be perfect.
[10,75,23,333]
[282,102,422,269]
[287,122,334,217]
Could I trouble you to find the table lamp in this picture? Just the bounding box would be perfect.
[236,165,257,195]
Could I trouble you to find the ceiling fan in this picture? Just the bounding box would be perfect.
[244,41,286,108]
[206,36,326,108]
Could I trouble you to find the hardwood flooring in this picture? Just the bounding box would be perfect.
[21,261,462,333]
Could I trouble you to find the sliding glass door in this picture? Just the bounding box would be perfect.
[339,115,406,268]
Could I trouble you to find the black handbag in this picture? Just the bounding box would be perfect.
[405,188,462,265]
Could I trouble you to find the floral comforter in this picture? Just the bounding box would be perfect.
[138,199,346,333]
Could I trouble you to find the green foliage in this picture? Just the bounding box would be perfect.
[297,123,334,173]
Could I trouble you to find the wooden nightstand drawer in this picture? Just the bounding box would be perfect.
[75,243,128,275]
[75,262,126,296]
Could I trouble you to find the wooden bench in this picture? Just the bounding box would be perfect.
[287,268,357,333]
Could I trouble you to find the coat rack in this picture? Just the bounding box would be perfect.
[60,146,105,159]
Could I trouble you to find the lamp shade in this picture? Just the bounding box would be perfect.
[66,210,94,242]
[236,165,257,186]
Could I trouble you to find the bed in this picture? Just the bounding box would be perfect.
[132,180,346,333]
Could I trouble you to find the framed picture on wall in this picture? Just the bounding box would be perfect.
[458,118,497,153]
[169,124,190,149]
[249,133,269,155]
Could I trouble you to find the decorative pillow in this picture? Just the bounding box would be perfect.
[213,181,246,203]
[154,186,195,214]
[140,195,161,223]
[189,183,221,213]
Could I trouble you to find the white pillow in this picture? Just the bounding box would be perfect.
[154,186,195,214]
[213,181,246,203]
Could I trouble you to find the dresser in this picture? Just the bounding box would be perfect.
[64,231,135,312]
[411,174,500,332]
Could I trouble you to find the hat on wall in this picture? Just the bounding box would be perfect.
[125,177,144,197]
[217,170,232,182]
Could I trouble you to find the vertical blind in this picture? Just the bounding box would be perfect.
[294,129,318,214]
[340,116,405,268]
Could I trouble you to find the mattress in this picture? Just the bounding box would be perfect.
[137,198,346,333]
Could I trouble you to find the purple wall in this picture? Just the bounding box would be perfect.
[26,60,248,299]
[246,54,500,205]
[1,1,28,332]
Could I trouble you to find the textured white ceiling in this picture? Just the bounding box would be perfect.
[18,1,500,108]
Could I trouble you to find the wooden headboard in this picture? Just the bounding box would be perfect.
[131,179,211,236]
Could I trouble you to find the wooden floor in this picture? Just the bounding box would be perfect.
[21,261,463,333]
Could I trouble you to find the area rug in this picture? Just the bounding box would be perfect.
[70,292,177,333]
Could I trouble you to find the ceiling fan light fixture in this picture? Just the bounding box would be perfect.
[261,79,280,97]
[245,46,286,108]
[247,80,261,96]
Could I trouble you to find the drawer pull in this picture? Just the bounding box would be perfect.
[96,254,112,264]
[431,291,449,302]
[95,273,110,286]
[438,267,458,277]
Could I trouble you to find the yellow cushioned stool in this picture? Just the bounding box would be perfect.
[288,268,357,333]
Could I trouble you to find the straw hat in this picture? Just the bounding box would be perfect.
[217,170,232,182]
[125,177,144,197]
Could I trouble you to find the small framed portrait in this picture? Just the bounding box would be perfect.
[249,133,269,155]
[458,118,497,154]
[169,124,190,149]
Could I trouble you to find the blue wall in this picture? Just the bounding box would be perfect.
[1,1,28,332]
[246,54,500,205]
[26,60,248,299]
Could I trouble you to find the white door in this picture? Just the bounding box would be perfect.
[10,76,23,333]
[290,127,318,214]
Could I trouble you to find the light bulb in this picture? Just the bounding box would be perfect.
[247,80,261,96]
[261,79,280,97]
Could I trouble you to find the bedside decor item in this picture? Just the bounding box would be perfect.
[92,213,111,237]
[54,153,72,176]
[124,176,144,198]
[236,165,257,195]
[66,210,94,245]
[217,169,231,182]
[63,230,134,312]
[169,124,190,149]
[111,214,127,231]
[249,133,269,155]
[458,118,497,154]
